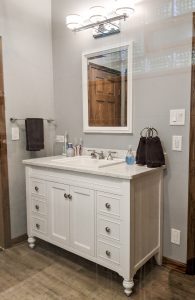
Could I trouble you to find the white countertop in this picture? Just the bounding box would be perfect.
[23,155,164,180]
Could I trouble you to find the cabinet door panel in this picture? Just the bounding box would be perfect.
[48,183,70,246]
[70,186,95,257]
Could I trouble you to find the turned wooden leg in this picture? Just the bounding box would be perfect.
[123,279,134,297]
[28,236,36,249]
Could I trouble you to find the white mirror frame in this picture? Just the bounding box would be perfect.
[82,41,133,134]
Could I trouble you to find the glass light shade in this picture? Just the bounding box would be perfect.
[115,0,135,16]
[66,14,82,30]
[89,6,107,23]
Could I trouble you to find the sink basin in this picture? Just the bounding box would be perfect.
[51,156,124,169]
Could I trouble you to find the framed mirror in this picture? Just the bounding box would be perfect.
[82,41,133,133]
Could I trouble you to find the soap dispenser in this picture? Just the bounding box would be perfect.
[126,145,135,165]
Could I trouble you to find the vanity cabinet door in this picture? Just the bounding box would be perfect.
[48,182,70,247]
[70,186,95,257]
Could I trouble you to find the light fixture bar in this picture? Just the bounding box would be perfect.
[108,21,120,30]
[73,14,128,32]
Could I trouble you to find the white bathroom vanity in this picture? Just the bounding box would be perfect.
[23,155,164,297]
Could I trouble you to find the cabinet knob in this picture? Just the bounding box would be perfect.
[35,205,39,210]
[64,193,68,199]
[106,250,111,257]
[105,203,111,209]
[36,223,40,230]
[35,186,39,192]
[105,227,111,233]
[68,194,72,200]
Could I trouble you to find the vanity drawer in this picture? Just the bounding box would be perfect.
[97,240,120,265]
[97,192,120,218]
[32,217,47,235]
[32,198,47,216]
[31,179,46,197]
[97,216,120,242]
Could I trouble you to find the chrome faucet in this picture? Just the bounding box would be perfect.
[97,151,105,160]
[88,150,105,159]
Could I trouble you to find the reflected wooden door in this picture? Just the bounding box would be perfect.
[0,37,11,248]
[88,63,121,127]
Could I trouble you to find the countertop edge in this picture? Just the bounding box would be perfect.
[22,159,165,180]
[22,160,133,180]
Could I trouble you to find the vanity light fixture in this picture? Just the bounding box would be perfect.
[66,0,135,38]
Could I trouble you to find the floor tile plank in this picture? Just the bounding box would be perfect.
[0,241,194,300]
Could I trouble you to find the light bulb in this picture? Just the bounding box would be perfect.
[89,6,107,23]
[66,14,82,30]
[115,0,135,16]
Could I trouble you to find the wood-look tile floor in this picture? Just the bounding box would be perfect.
[0,241,194,300]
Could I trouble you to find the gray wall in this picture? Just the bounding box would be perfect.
[0,0,192,263]
[0,0,55,238]
[52,0,192,263]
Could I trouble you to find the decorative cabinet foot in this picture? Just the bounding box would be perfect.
[123,279,134,297]
[28,236,36,249]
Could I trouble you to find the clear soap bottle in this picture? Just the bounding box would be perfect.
[126,145,135,165]
[67,143,75,157]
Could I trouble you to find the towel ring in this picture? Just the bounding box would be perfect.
[150,127,158,137]
[140,127,158,138]
[140,127,149,137]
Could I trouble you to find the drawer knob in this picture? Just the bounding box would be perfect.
[35,205,39,210]
[105,203,111,209]
[68,194,72,200]
[106,250,111,257]
[64,193,68,199]
[105,227,111,233]
[36,223,40,230]
[35,186,39,192]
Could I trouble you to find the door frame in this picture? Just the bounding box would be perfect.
[0,36,11,249]
[187,12,195,275]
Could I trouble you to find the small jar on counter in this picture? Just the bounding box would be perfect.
[67,143,75,157]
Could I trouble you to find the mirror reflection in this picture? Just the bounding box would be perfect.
[88,49,128,127]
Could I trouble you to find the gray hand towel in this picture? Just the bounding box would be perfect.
[25,118,44,151]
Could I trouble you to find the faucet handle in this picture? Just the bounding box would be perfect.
[107,151,117,160]
[87,149,97,159]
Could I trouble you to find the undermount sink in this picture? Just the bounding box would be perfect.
[51,156,124,169]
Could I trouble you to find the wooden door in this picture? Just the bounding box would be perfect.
[48,182,70,247]
[70,186,95,257]
[0,37,11,248]
[88,63,122,127]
